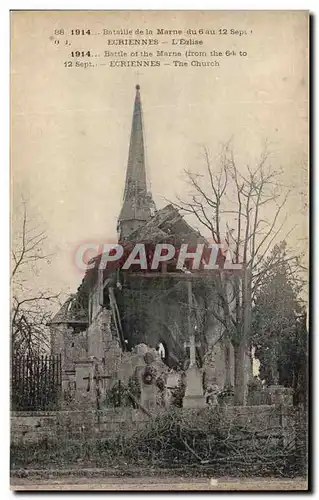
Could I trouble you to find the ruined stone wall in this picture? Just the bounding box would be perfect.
[50,323,68,359]
[87,307,112,360]
[51,323,88,371]
[50,286,111,372]
[89,280,103,323]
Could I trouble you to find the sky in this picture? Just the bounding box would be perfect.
[11,10,308,301]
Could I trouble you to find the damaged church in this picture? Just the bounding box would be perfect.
[49,84,240,409]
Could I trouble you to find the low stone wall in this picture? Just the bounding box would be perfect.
[11,405,295,445]
[11,408,150,444]
[11,411,58,443]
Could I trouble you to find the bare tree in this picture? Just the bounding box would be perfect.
[173,141,305,404]
[11,201,58,356]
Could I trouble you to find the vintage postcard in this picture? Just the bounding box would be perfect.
[10,10,308,491]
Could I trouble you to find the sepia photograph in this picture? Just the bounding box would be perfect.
[10,10,309,491]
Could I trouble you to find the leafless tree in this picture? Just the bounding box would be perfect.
[11,201,59,357]
[173,141,305,404]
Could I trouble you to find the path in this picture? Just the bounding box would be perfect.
[11,476,308,491]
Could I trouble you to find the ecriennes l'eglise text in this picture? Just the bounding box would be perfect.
[106,38,203,46]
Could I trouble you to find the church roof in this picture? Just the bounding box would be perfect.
[125,204,207,245]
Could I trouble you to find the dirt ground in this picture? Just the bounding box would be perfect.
[11,476,308,491]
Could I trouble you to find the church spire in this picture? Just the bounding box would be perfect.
[118,85,155,240]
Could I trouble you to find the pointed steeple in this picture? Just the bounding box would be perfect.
[118,85,155,240]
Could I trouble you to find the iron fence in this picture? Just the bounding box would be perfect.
[11,354,62,411]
